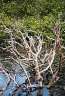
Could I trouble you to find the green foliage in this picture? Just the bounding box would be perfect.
[22,17,42,30]
[0,32,7,38]
[0,12,13,27]
[0,0,65,76]
[0,0,65,43]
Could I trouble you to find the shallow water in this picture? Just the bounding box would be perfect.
[0,73,9,90]
[15,73,27,85]
[0,72,50,96]
[43,86,49,96]
[3,81,16,96]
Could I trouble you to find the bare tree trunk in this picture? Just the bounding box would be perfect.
[35,57,42,87]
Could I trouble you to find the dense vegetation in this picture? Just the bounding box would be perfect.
[0,0,65,96]
[0,0,65,37]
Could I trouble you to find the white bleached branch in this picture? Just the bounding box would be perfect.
[40,49,55,73]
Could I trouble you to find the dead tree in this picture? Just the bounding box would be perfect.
[1,19,64,89]
[1,26,58,88]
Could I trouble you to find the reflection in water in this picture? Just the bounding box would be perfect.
[43,86,49,96]
[3,73,27,96]
[31,90,38,96]
[15,73,27,85]
[3,81,16,96]
[0,72,49,96]
[0,73,9,90]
